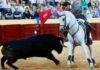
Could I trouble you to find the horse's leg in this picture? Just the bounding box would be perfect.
[67,42,73,67]
[88,33,96,66]
[88,45,96,65]
[81,43,94,70]
[72,46,75,65]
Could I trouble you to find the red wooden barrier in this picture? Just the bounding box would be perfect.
[0,23,100,44]
[40,24,59,36]
[0,26,2,43]
[20,24,40,38]
[0,24,60,43]
[91,23,97,40]
[96,24,100,40]
[1,25,20,43]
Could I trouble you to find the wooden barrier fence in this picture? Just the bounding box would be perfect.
[0,18,100,43]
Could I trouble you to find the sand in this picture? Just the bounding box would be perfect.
[0,41,100,70]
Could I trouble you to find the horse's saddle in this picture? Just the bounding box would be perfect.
[78,20,92,45]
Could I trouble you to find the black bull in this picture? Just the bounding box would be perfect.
[0,34,64,70]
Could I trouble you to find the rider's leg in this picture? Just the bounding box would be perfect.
[85,22,93,45]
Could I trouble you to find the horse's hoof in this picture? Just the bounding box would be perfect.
[94,63,100,68]
[90,63,94,70]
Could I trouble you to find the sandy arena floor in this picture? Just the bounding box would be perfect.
[0,41,100,70]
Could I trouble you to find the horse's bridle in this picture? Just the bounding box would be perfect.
[61,15,80,37]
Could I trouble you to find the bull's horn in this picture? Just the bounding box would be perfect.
[60,40,65,47]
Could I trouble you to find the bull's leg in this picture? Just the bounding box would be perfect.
[6,58,18,70]
[67,42,73,66]
[81,43,94,70]
[46,53,59,65]
[1,56,7,69]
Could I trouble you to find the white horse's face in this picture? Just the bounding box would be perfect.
[59,16,66,33]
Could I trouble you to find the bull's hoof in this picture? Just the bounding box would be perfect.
[55,60,60,65]
[1,67,8,70]
[14,67,19,70]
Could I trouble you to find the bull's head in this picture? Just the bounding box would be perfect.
[54,38,64,54]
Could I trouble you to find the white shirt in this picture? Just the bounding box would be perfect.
[85,10,93,18]
[19,6,26,14]
[55,0,61,2]
[37,0,45,4]
[29,0,37,4]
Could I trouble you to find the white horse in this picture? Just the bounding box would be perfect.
[58,11,95,70]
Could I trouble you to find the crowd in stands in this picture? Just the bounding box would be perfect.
[0,0,100,20]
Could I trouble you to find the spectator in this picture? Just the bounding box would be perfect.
[15,0,23,5]
[37,0,46,4]
[72,0,81,11]
[0,0,4,18]
[1,0,11,18]
[10,2,16,14]
[53,2,63,18]
[55,2,62,13]
[80,0,88,14]
[92,3,100,17]
[34,6,40,24]
[13,6,22,19]
[22,7,31,19]
[55,0,62,6]
[5,8,13,19]
[18,1,26,14]
[28,3,35,18]
[23,0,30,5]
[29,0,38,6]
[44,3,56,19]
[49,0,56,7]
[84,6,93,18]
[45,2,54,10]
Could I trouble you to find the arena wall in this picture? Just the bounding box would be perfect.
[0,18,100,43]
